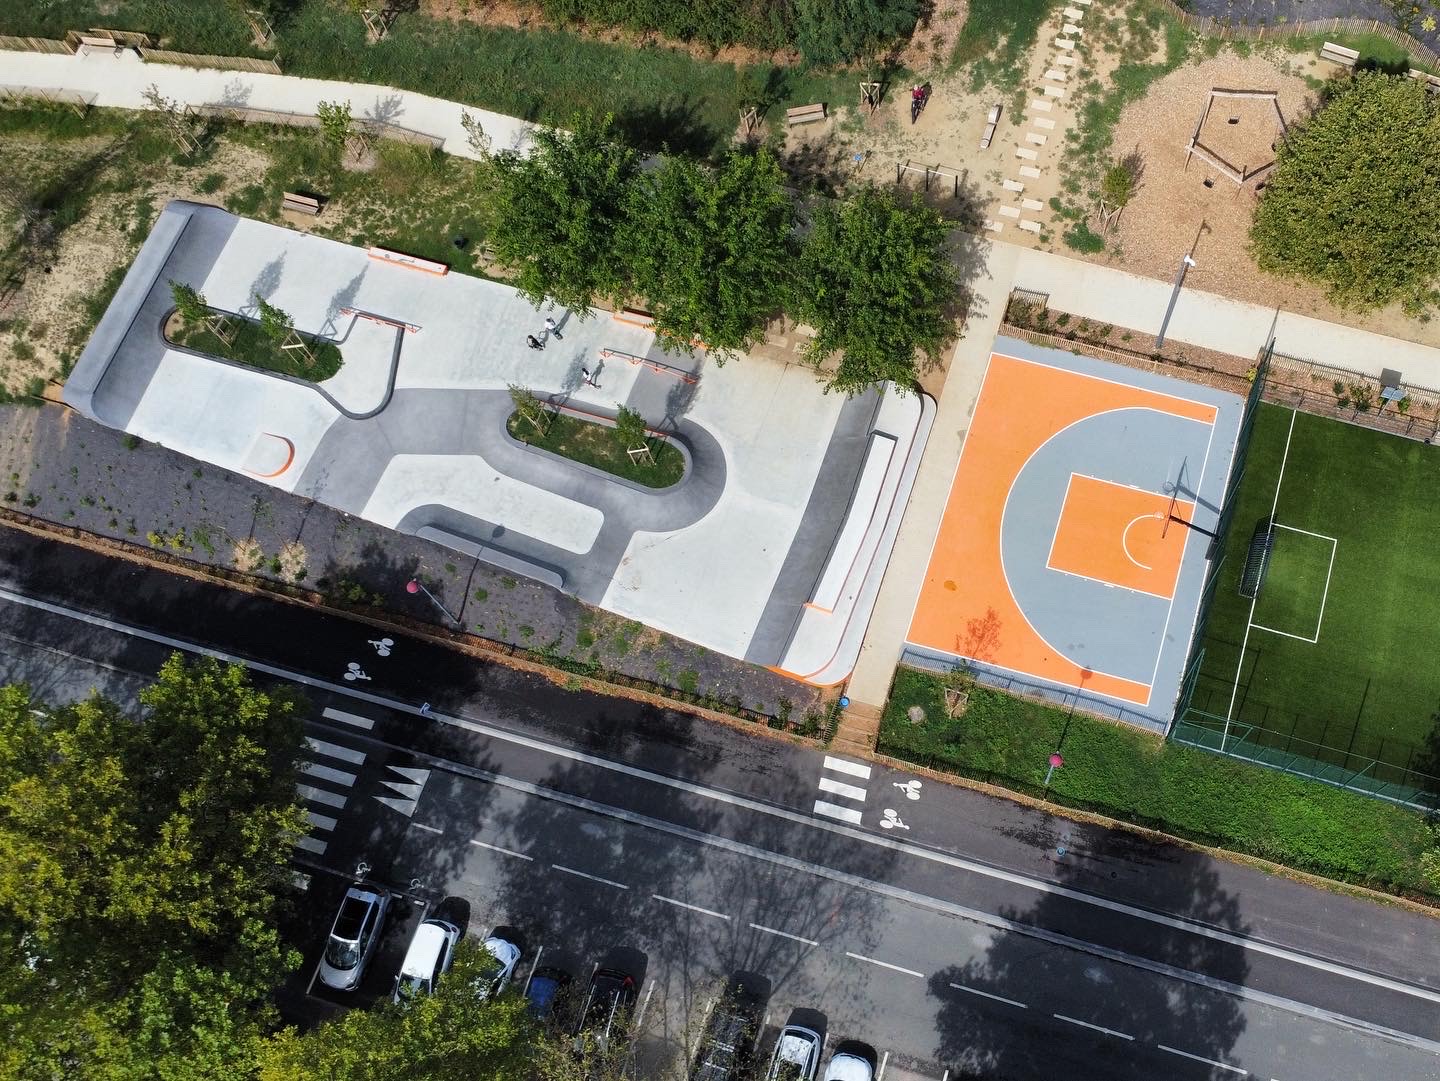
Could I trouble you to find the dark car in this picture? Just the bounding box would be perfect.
[574,966,638,1051]
[525,964,573,1022]
[692,979,765,1081]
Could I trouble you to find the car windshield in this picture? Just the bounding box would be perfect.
[773,1064,804,1081]
[396,973,427,999]
[324,937,360,970]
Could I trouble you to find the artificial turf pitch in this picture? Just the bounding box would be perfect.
[1188,403,1440,771]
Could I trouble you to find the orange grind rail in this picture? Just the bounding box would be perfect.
[908,352,1216,706]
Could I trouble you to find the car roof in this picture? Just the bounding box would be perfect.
[823,1053,872,1081]
[483,936,520,964]
[777,1027,819,1062]
[401,920,454,976]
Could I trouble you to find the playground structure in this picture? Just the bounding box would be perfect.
[1183,88,1287,191]
[895,159,967,198]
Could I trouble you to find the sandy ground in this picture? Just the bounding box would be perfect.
[1102,49,1440,348]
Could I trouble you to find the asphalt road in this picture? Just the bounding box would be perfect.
[3,525,1440,1079]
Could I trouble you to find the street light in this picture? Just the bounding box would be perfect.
[406,578,461,627]
[1155,220,1209,351]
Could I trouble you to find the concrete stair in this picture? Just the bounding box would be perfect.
[832,700,882,755]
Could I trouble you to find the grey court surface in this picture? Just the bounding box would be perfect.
[63,201,930,680]
[905,337,1244,729]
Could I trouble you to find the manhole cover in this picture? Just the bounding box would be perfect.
[907,705,926,725]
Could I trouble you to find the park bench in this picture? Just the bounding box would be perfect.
[1319,41,1359,68]
[281,192,322,216]
[77,33,119,49]
[979,103,1001,149]
[786,103,826,126]
[1410,69,1440,93]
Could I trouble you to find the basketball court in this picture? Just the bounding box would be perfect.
[905,336,1244,726]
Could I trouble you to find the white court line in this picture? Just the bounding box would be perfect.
[1053,1013,1133,1040]
[321,707,375,730]
[1157,1045,1248,1074]
[818,777,868,801]
[1227,408,1297,723]
[1042,472,1078,571]
[653,895,730,920]
[846,952,925,978]
[1044,561,1177,601]
[1256,523,1338,644]
[823,756,872,779]
[305,737,365,764]
[1272,522,1336,542]
[1120,513,1156,570]
[412,822,443,834]
[813,800,864,824]
[469,838,533,861]
[750,923,819,946]
[949,982,1028,1009]
[552,864,629,890]
[1249,623,1316,643]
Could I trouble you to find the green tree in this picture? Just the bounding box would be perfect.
[1250,72,1440,314]
[791,0,924,64]
[613,405,650,454]
[255,293,294,344]
[1100,162,1135,208]
[793,186,957,395]
[170,278,210,324]
[508,383,552,434]
[623,147,793,358]
[316,98,353,156]
[257,940,538,1081]
[484,113,639,314]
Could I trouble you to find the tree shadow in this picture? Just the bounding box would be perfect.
[612,98,718,159]
[929,846,1250,1079]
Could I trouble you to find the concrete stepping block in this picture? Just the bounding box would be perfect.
[1019,165,1042,178]
[1055,37,1075,49]
[1015,147,1039,160]
[1026,132,1047,145]
[1064,23,1083,34]
[1002,178,1025,192]
[1021,198,1044,210]
[1073,0,1092,6]
[1019,219,1043,233]
[1043,85,1065,98]
[999,206,1022,219]
[1045,69,1067,81]
[1034,117,1057,129]
[985,221,1005,233]
[1029,99,1053,112]
[1057,55,1078,66]
[1064,7,1085,18]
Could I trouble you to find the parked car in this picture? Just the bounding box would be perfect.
[524,964,573,1021]
[822,1042,877,1081]
[574,966,638,1050]
[477,934,522,999]
[766,1024,822,1081]
[318,886,390,991]
[693,978,765,1081]
[392,918,461,1003]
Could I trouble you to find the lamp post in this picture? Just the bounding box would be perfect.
[1155,219,1209,351]
[1044,752,1064,788]
[406,578,461,627]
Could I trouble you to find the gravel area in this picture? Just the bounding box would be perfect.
[0,403,831,725]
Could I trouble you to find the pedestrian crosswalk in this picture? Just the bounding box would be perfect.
[813,755,871,825]
[296,729,370,856]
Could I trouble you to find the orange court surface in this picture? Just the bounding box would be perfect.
[905,337,1243,727]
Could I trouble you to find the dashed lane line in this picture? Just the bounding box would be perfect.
[846,952,925,979]
[948,982,1028,1009]
[553,864,629,890]
[750,923,819,947]
[1156,1045,1248,1075]
[468,838,533,861]
[1053,1014,1134,1041]
[653,895,730,921]
[412,822,443,834]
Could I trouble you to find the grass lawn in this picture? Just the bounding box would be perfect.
[1188,405,1440,776]
[507,411,685,489]
[881,667,1433,895]
[170,313,343,382]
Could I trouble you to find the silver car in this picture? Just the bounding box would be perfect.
[767,1024,822,1081]
[822,1042,876,1081]
[318,886,390,991]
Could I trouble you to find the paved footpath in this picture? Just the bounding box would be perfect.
[9,45,1440,722]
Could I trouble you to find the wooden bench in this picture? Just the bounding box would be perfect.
[77,33,119,49]
[1319,41,1359,67]
[979,103,1001,149]
[281,192,322,216]
[1410,68,1440,93]
[786,103,827,126]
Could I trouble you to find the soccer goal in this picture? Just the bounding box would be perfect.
[1238,516,1275,599]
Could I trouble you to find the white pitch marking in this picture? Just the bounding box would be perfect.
[322,706,375,729]
[813,800,864,824]
[305,737,365,764]
[823,756,872,779]
[750,923,819,946]
[412,822,443,834]
[301,761,357,786]
[653,895,731,920]
[1053,1014,1134,1040]
[1157,1045,1248,1074]
[553,864,629,890]
[818,777,868,801]
[846,952,924,978]
[469,838,533,861]
[297,784,347,809]
[949,982,1028,1008]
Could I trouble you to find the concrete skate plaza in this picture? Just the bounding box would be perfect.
[64,202,931,682]
[905,339,1242,724]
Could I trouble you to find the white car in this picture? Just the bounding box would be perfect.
[478,934,522,998]
[318,886,390,991]
[767,1024,822,1081]
[393,918,461,1003]
[822,1043,877,1081]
